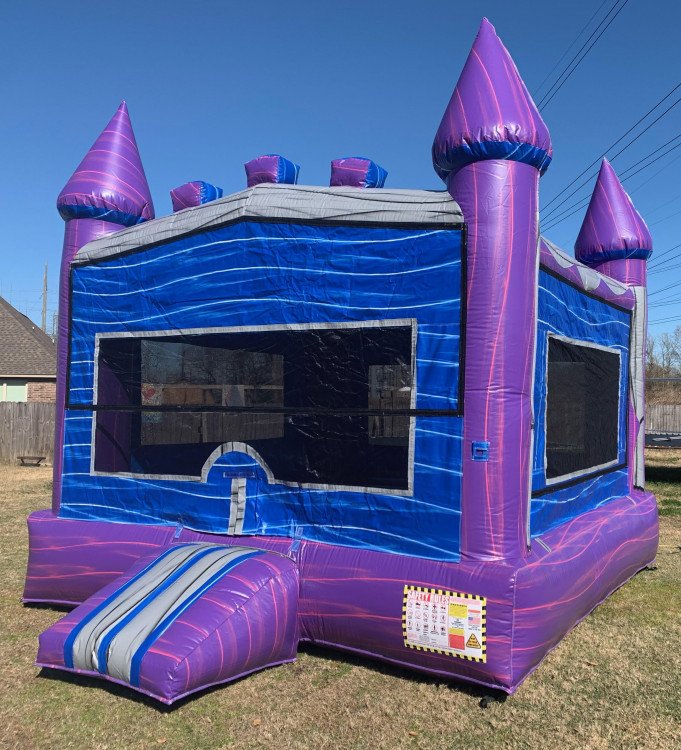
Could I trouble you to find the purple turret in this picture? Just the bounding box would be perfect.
[433,19,552,561]
[575,159,653,488]
[52,102,154,511]
[575,158,653,286]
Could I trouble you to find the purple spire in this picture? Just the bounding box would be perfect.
[575,159,653,264]
[432,18,552,183]
[57,102,154,226]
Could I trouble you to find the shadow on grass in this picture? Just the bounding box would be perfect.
[297,642,508,708]
[35,642,508,713]
[646,464,681,484]
[23,602,73,614]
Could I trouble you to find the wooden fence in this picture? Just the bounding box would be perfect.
[0,402,55,464]
[646,404,681,434]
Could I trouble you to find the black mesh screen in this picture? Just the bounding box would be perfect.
[546,336,620,480]
[93,326,413,489]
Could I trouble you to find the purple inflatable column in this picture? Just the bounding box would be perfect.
[53,102,154,512]
[575,159,653,490]
[432,19,552,561]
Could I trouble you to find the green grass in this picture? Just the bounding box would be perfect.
[0,464,679,750]
[645,449,681,516]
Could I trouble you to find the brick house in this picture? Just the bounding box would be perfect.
[0,296,56,402]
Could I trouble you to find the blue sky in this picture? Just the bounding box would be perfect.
[2,1,679,335]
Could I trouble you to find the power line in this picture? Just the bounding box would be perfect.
[533,0,610,99]
[650,314,681,325]
[649,206,681,227]
[638,188,681,219]
[627,150,681,195]
[541,135,681,232]
[644,242,681,271]
[538,0,631,111]
[542,97,681,223]
[649,277,681,297]
[540,82,681,213]
[619,133,681,179]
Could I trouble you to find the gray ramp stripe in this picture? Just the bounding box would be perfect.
[228,477,247,535]
[71,544,216,672]
[104,546,254,683]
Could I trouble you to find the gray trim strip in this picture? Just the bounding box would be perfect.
[541,237,630,298]
[75,184,463,264]
[543,333,622,487]
[631,286,646,488]
[71,544,255,683]
[90,318,418,497]
[70,544,214,672]
[106,546,254,683]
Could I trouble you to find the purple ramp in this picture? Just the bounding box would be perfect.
[53,102,154,512]
[37,544,299,704]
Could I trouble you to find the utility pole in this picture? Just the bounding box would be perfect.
[41,263,48,332]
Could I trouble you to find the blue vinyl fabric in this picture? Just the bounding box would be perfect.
[198,182,223,203]
[362,159,388,188]
[433,141,552,183]
[273,155,300,185]
[61,220,464,561]
[530,269,631,537]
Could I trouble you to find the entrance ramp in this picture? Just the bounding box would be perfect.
[37,543,299,704]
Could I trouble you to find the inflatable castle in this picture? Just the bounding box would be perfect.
[25,19,658,703]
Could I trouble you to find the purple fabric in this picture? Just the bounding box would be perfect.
[170,181,220,212]
[512,490,658,678]
[37,549,299,704]
[575,159,652,495]
[24,511,294,604]
[329,157,385,188]
[432,18,552,181]
[52,220,124,511]
[539,238,637,309]
[170,181,204,211]
[56,102,154,224]
[433,19,549,560]
[449,160,539,560]
[575,159,653,266]
[26,488,657,695]
[52,103,154,513]
[244,155,298,187]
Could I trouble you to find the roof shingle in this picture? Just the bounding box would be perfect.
[0,297,56,377]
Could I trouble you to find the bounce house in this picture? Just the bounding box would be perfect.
[25,19,659,703]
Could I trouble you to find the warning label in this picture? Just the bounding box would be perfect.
[466,633,481,649]
[402,586,486,662]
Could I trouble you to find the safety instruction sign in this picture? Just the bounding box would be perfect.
[402,586,486,662]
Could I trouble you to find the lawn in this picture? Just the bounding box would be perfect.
[0,463,679,750]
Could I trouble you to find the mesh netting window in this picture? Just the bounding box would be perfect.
[546,336,621,481]
[92,325,414,490]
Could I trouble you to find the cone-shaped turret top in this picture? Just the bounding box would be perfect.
[57,102,154,226]
[575,159,652,265]
[432,18,552,183]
